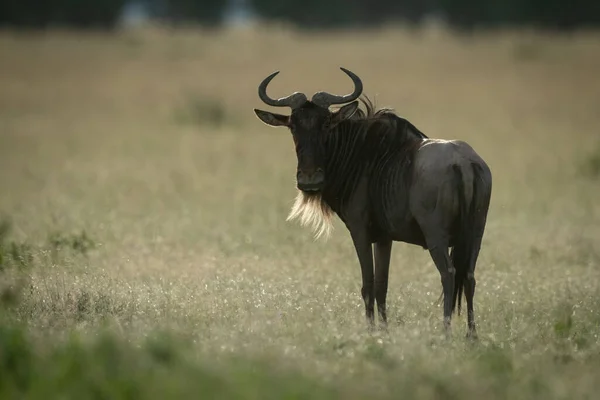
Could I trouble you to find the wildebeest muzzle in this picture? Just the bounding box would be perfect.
[297,168,325,192]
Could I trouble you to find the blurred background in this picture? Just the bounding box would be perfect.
[1,0,600,31]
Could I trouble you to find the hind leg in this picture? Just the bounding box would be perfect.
[464,273,477,339]
[416,212,456,334]
[465,198,491,340]
[465,234,484,340]
[427,243,455,334]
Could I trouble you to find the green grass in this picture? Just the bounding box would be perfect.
[0,323,350,400]
[0,25,599,399]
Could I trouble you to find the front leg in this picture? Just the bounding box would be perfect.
[350,229,375,327]
[374,239,392,327]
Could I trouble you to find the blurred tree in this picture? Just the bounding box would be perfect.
[161,0,226,26]
[250,0,433,28]
[437,0,600,31]
[250,0,358,28]
[250,0,600,31]
[0,0,127,29]
[525,0,600,30]
[0,0,598,30]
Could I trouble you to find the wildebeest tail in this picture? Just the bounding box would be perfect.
[450,163,482,316]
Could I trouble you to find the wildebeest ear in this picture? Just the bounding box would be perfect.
[254,109,290,127]
[330,101,359,126]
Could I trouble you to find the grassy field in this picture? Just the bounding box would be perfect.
[1,25,600,399]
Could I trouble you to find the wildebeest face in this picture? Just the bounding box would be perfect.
[254,101,359,192]
[253,67,363,193]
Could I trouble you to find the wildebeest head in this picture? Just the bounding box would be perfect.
[253,67,363,193]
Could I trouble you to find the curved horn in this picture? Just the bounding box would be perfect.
[311,67,363,109]
[258,71,307,109]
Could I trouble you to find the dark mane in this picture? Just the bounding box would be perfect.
[288,95,428,239]
[349,95,429,139]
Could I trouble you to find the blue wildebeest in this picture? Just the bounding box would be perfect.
[253,67,492,338]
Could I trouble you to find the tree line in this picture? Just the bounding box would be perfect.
[1,0,598,31]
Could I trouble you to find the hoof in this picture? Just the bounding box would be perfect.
[443,319,452,338]
[466,329,479,341]
[443,327,453,340]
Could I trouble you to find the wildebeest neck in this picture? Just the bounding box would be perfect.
[285,99,428,240]
[321,106,426,215]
